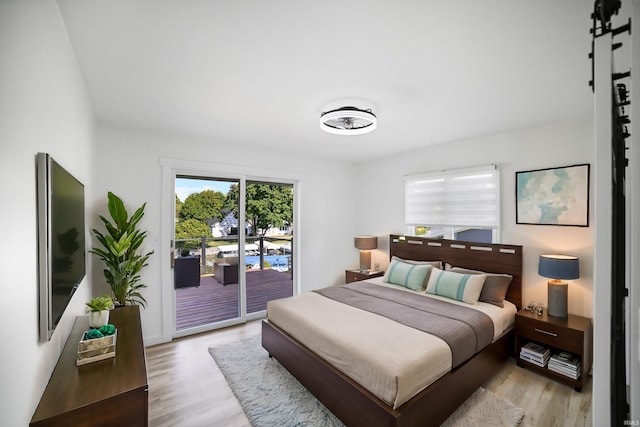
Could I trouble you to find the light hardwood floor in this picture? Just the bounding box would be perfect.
[146,320,592,427]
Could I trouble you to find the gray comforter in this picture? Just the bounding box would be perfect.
[315,281,494,368]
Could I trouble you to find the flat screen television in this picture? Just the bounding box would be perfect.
[37,153,85,342]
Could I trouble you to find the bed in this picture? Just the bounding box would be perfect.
[262,234,523,427]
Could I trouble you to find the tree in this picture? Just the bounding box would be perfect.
[225,183,293,236]
[175,218,212,249]
[175,194,182,219]
[223,184,240,213]
[179,190,226,222]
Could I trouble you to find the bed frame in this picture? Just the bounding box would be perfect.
[262,234,523,427]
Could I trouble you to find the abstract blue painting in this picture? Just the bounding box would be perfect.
[516,164,590,226]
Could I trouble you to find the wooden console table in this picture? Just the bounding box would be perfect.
[31,305,148,426]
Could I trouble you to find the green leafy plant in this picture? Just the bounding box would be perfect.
[91,192,154,307]
[85,295,113,313]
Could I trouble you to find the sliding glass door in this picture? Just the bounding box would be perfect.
[244,181,293,315]
[174,176,242,331]
[172,175,294,335]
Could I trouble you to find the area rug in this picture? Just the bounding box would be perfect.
[209,335,524,427]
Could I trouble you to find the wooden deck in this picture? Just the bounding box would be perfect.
[175,268,293,330]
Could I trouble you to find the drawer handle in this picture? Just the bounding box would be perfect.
[534,328,558,337]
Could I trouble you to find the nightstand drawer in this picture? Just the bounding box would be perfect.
[345,270,384,284]
[345,270,362,283]
[516,316,583,353]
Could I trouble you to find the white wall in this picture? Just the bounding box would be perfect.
[592,34,614,427]
[94,125,357,344]
[0,1,96,426]
[356,117,595,318]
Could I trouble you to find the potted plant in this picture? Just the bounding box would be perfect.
[85,295,113,328]
[91,192,154,307]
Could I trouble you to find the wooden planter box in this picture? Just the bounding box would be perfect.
[76,330,117,366]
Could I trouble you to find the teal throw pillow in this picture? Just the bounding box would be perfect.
[383,260,432,291]
[425,268,486,304]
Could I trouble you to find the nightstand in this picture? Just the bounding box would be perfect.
[345,269,384,284]
[514,309,592,391]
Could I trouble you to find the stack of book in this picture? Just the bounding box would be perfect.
[519,342,550,367]
[548,352,581,379]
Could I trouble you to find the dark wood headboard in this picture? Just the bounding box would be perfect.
[389,234,523,309]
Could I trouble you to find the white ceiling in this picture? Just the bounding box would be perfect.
[57,0,595,163]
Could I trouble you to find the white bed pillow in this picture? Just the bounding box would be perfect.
[425,268,486,304]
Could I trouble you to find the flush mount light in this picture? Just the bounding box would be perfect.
[319,106,377,135]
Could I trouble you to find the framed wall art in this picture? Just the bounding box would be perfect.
[516,163,590,226]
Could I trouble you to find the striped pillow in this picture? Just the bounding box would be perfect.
[449,266,513,307]
[425,268,486,304]
[383,260,432,291]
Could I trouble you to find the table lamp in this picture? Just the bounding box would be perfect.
[354,236,378,272]
[538,254,580,318]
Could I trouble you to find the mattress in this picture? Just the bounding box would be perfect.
[266,276,516,408]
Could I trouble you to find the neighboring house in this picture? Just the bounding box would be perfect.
[210,212,290,237]
[264,225,292,236]
[209,212,253,237]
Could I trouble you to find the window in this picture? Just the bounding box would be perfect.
[404,165,500,243]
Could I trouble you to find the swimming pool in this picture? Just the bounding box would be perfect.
[245,255,291,271]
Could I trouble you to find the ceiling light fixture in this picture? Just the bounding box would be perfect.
[319,106,377,135]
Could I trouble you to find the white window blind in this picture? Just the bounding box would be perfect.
[404,165,499,228]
